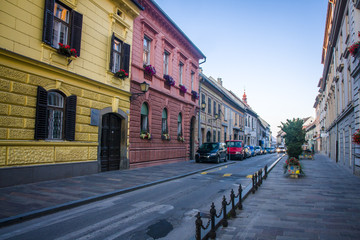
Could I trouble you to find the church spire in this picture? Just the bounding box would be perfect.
[242,90,247,104]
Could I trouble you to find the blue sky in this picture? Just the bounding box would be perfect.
[154,0,328,136]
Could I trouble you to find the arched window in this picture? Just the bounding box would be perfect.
[206,131,211,142]
[162,108,168,134]
[140,103,149,133]
[177,113,182,137]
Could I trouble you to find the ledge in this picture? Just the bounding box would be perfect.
[0,140,98,147]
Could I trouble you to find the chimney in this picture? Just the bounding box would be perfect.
[217,78,222,86]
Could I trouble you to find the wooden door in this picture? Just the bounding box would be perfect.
[100,113,121,171]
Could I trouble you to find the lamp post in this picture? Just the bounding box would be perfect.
[130,81,150,101]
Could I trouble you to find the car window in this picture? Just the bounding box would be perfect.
[199,143,219,150]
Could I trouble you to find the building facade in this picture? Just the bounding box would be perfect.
[129,0,205,166]
[315,0,360,175]
[0,0,143,187]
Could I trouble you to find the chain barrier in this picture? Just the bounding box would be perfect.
[195,165,268,240]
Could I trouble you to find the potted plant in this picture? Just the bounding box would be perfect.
[161,133,170,140]
[114,69,129,80]
[143,64,156,76]
[164,74,175,86]
[348,32,360,57]
[191,90,199,100]
[280,118,306,177]
[283,157,304,176]
[179,84,187,94]
[140,131,152,140]
[177,135,185,142]
[353,129,360,145]
[57,43,78,58]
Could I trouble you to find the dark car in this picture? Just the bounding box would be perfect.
[195,142,227,163]
[226,140,244,160]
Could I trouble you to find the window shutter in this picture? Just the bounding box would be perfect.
[35,86,48,140]
[70,11,83,56]
[42,0,54,45]
[65,95,77,141]
[109,33,115,72]
[122,43,131,74]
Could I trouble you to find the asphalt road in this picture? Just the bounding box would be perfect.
[0,153,281,240]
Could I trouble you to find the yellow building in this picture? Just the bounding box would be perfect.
[0,0,143,187]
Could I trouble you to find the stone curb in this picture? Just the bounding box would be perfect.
[0,161,236,228]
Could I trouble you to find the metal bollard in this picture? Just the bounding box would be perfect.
[238,184,243,210]
[222,196,228,227]
[252,174,255,194]
[264,165,268,179]
[254,172,258,190]
[195,212,202,240]
[209,202,216,239]
[230,189,236,217]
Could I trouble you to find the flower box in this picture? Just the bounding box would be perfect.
[114,69,129,80]
[161,133,171,140]
[57,43,78,58]
[283,157,304,177]
[177,135,185,142]
[164,74,175,87]
[179,84,187,94]
[191,90,199,100]
[140,132,152,140]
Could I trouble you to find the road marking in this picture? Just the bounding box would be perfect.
[246,175,253,178]
[223,173,232,177]
[201,165,228,175]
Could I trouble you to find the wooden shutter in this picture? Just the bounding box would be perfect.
[70,11,83,56]
[122,43,131,74]
[42,0,54,45]
[109,33,115,72]
[34,86,48,140]
[65,95,77,141]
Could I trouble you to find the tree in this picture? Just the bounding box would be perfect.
[280,118,305,158]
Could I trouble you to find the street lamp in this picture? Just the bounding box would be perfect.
[201,102,206,111]
[130,81,150,101]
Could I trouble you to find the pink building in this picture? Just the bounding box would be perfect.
[129,0,206,167]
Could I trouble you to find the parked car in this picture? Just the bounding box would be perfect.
[225,140,244,160]
[254,146,262,155]
[243,146,252,158]
[195,142,227,163]
[276,146,286,153]
[247,146,255,157]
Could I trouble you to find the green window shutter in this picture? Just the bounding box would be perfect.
[70,10,83,56]
[162,108,167,118]
[65,95,77,141]
[141,103,148,115]
[42,0,54,45]
[35,86,48,140]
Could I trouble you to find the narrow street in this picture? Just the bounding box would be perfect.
[0,154,280,240]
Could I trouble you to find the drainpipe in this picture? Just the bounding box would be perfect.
[198,76,203,147]
[199,57,206,66]
[333,47,339,163]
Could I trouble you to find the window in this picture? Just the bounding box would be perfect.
[35,86,77,141]
[164,51,170,75]
[143,36,151,65]
[213,130,216,142]
[43,0,83,55]
[140,103,149,133]
[224,107,228,121]
[191,71,195,91]
[162,108,168,134]
[224,127,227,141]
[218,104,220,116]
[218,131,220,142]
[208,98,211,114]
[213,102,216,117]
[110,34,131,74]
[179,62,184,85]
[177,113,182,136]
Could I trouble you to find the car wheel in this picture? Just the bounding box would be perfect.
[216,155,220,163]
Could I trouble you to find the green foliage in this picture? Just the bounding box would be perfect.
[280,118,305,158]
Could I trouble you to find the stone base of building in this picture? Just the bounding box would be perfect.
[0,161,98,188]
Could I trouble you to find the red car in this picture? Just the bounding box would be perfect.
[226,140,245,160]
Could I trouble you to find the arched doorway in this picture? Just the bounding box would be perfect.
[100,113,121,171]
[206,131,211,142]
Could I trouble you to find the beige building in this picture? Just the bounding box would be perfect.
[0,0,143,187]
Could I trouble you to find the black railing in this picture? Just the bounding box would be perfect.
[195,165,268,240]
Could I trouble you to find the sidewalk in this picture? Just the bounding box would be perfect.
[0,160,234,227]
[216,154,360,240]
